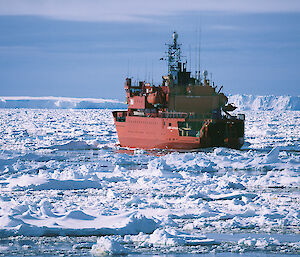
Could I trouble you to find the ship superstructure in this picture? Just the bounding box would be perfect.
[113,32,245,150]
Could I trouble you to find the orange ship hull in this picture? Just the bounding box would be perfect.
[113,112,244,150]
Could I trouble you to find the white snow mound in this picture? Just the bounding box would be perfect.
[91,237,129,256]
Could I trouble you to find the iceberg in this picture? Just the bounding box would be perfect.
[0,96,126,109]
[228,94,300,111]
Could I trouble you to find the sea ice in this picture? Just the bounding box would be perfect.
[0,107,299,255]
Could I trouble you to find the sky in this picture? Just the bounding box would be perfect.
[0,0,300,100]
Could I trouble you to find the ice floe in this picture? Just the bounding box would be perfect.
[124,228,218,247]
[0,206,157,237]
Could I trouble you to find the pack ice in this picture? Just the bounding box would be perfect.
[0,97,299,255]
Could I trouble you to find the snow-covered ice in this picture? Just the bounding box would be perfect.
[0,99,299,256]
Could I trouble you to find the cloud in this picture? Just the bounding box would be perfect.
[0,0,299,22]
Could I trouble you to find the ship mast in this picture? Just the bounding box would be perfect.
[167,32,181,74]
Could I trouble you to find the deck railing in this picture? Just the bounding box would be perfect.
[114,110,244,121]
